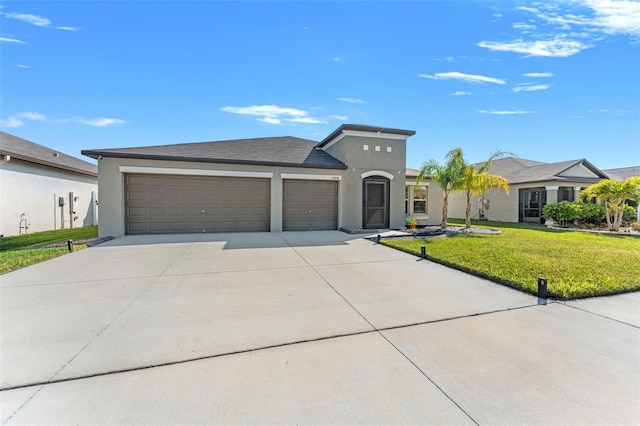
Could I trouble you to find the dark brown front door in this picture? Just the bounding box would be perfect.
[363,177,389,229]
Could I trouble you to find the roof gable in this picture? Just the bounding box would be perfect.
[0,131,97,177]
[469,157,607,184]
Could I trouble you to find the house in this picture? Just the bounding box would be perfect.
[0,132,99,236]
[81,124,415,237]
[602,166,640,181]
[407,157,632,226]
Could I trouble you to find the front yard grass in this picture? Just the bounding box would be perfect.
[0,227,98,274]
[382,221,640,299]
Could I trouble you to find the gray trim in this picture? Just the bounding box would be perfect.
[83,151,347,170]
[318,124,416,147]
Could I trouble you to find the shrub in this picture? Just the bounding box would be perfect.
[543,201,581,226]
[577,203,606,225]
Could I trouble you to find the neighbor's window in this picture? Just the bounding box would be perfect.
[559,187,574,202]
[413,186,428,214]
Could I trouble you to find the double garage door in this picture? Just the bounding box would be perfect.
[125,174,337,234]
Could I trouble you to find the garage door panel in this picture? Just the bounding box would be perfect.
[283,180,338,231]
[125,174,270,234]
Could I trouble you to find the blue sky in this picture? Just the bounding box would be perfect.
[1,0,639,170]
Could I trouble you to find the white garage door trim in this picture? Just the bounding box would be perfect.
[119,166,273,179]
[281,173,341,181]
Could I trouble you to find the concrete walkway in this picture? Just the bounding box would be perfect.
[1,231,638,424]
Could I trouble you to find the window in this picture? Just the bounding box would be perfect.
[405,184,428,216]
[405,185,409,214]
[559,187,574,202]
[413,186,427,214]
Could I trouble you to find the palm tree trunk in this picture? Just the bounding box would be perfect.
[605,210,613,231]
[465,191,472,228]
[441,191,449,230]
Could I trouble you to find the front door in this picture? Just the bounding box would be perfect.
[363,177,389,228]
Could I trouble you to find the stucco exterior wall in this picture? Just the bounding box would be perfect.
[324,134,407,229]
[0,159,98,236]
[445,180,595,223]
[96,157,347,237]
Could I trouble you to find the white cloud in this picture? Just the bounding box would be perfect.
[513,22,537,31]
[452,91,472,96]
[531,0,640,38]
[583,0,640,37]
[55,26,80,31]
[331,57,343,62]
[479,109,531,115]
[480,0,639,59]
[77,117,126,127]
[16,111,47,120]
[285,117,327,124]
[512,84,550,92]
[523,72,554,77]
[477,39,591,57]
[17,64,28,68]
[330,115,348,121]
[418,71,506,84]
[0,36,28,44]
[0,111,47,128]
[5,12,51,26]
[0,117,24,128]
[1,112,125,128]
[258,117,281,125]
[220,104,326,125]
[494,13,503,18]
[338,97,365,104]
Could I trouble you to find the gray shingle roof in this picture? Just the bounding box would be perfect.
[477,157,607,184]
[82,136,347,170]
[602,166,640,180]
[0,131,97,177]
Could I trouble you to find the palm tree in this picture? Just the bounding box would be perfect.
[456,151,510,228]
[416,148,466,230]
[580,177,640,231]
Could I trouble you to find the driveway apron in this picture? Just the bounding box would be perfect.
[1,231,638,424]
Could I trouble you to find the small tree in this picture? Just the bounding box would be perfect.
[580,177,640,231]
[456,150,510,228]
[416,148,466,230]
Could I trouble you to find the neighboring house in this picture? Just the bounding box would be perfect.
[82,124,415,237]
[602,166,640,181]
[0,132,99,237]
[602,166,640,221]
[409,157,619,225]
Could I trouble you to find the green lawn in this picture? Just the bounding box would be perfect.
[0,227,98,274]
[382,220,640,300]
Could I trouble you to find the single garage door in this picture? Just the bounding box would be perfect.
[283,179,338,231]
[125,174,270,234]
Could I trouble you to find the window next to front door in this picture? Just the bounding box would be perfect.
[405,184,428,217]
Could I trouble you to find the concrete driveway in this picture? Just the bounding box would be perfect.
[1,231,638,424]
